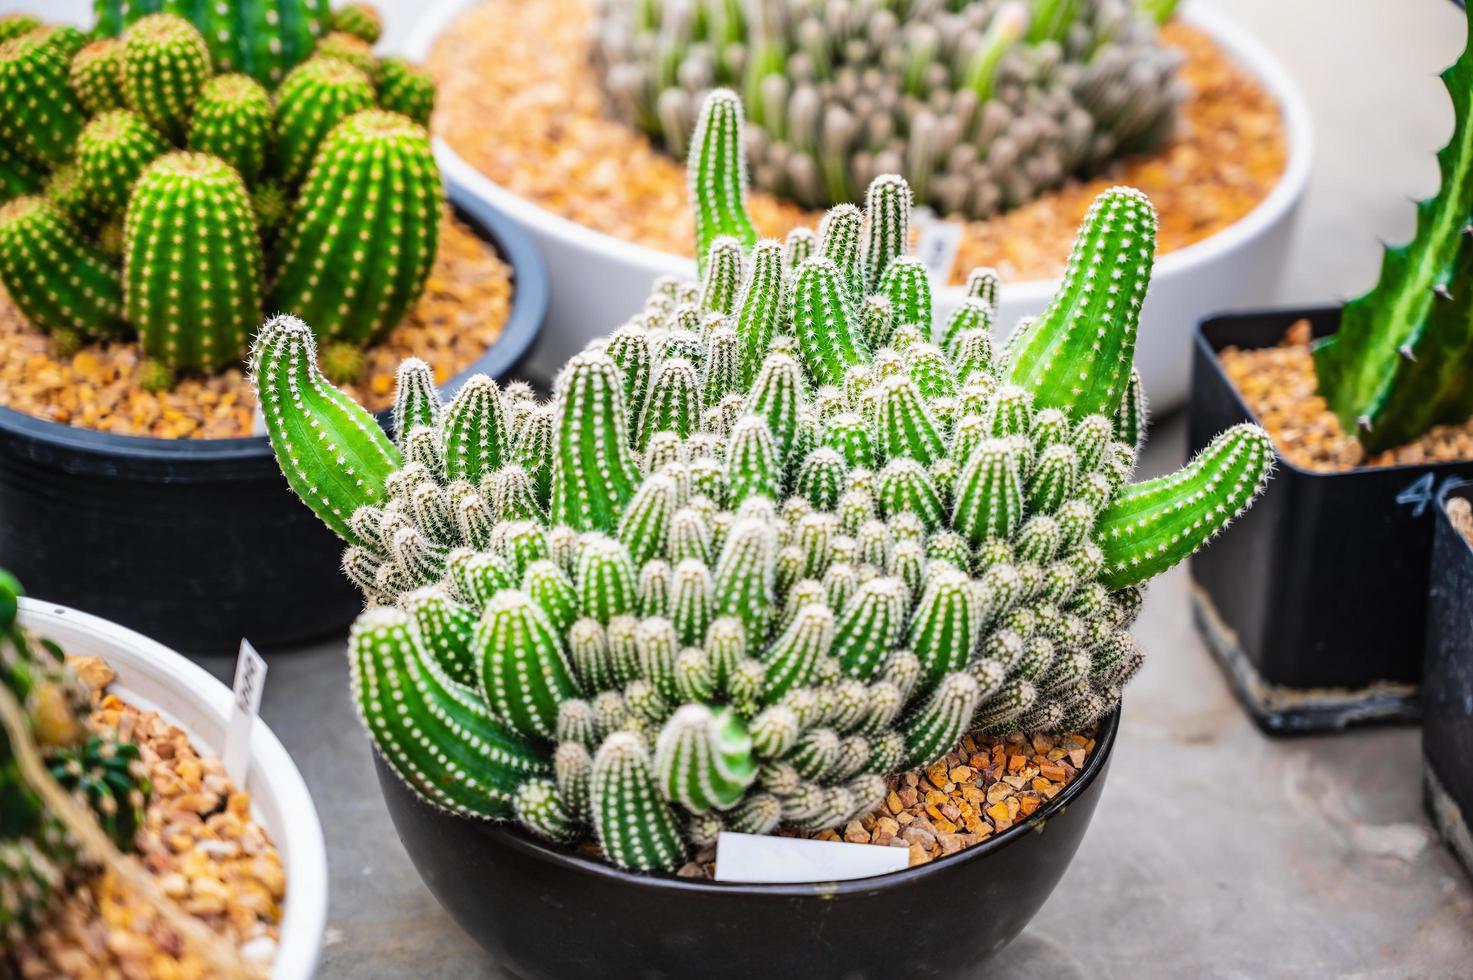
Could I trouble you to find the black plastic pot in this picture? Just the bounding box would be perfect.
[1424,480,1473,880]
[1188,308,1473,735]
[0,185,549,655]
[376,709,1118,980]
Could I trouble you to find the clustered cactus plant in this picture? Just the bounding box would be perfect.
[253,90,1272,873]
[594,0,1184,218]
[0,571,148,942]
[1312,4,1473,455]
[0,7,440,384]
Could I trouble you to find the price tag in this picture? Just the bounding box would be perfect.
[713,831,910,884]
[912,206,963,283]
[223,639,268,788]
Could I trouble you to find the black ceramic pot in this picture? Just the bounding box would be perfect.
[1424,480,1473,879]
[0,186,549,655]
[1187,308,1473,735]
[375,709,1118,980]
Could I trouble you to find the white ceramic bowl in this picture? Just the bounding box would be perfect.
[15,598,329,980]
[399,0,1312,409]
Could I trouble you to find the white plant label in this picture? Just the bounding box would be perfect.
[713,831,909,884]
[223,639,267,788]
[912,206,963,283]
[250,403,268,437]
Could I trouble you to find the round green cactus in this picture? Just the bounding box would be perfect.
[252,91,1274,876]
[0,197,124,339]
[120,13,212,142]
[377,57,435,127]
[188,74,273,186]
[74,110,170,219]
[124,152,263,374]
[273,55,377,187]
[69,39,128,115]
[0,28,88,167]
[332,2,384,44]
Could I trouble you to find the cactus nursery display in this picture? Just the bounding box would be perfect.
[594,0,1185,217]
[253,89,1273,873]
[0,6,441,388]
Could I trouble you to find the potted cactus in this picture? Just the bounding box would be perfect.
[0,7,548,652]
[252,89,1272,976]
[408,0,1311,411]
[1188,5,1473,734]
[1424,479,1473,880]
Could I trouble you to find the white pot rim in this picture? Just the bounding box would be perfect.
[404,0,1314,299]
[14,598,329,980]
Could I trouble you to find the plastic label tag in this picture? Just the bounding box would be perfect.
[223,639,267,788]
[250,403,268,437]
[712,831,910,883]
[912,206,963,283]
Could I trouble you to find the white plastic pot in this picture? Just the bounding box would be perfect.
[15,598,329,980]
[400,0,1313,408]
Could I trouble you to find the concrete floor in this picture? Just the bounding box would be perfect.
[187,413,1473,979]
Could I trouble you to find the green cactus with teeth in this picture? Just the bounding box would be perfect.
[0,29,88,167]
[119,14,211,142]
[253,90,1270,874]
[188,74,272,186]
[270,109,442,345]
[0,197,124,339]
[272,56,377,187]
[124,152,262,374]
[1312,4,1473,454]
[70,39,127,115]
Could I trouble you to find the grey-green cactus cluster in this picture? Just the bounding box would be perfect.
[253,90,1272,874]
[0,6,439,383]
[594,0,1184,218]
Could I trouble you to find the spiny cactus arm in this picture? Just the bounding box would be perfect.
[1004,188,1157,420]
[252,315,402,547]
[188,74,272,186]
[272,57,377,188]
[820,204,865,301]
[377,57,436,127]
[591,732,687,872]
[0,197,124,339]
[443,375,513,484]
[901,672,980,769]
[701,235,745,315]
[550,352,643,531]
[791,257,871,386]
[349,607,549,821]
[70,39,127,114]
[75,111,170,220]
[1096,424,1274,588]
[1113,368,1149,451]
[120,14,211,142]
[863,174,913,295]
[689,89,758,275]
[475,589,582,740]
[391,358,442,446]
[733,240,785,384]
[0,29,88,167]
[654,704,758,813]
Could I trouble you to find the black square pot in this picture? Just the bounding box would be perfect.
[1187,308,1473,735]
[1424,480,1473,879]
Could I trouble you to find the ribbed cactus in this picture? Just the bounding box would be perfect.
[70,39,127,115]
[124,153,262,374]
[94,0,333,86]
[188,74,273,185]
[597,0,1183,218]
[74,110,170,219]
[119,14,211,141]
[270,109,443,345]
[332,3,384,44]
[1312,3,1473,454]
[0,197,124,339]
[0,28,88,167]
[253,91,1272,874]
[273,56,377,187]
[0,570,149,939]
[377,57,436,127]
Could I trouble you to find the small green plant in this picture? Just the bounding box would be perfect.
[0,570,149,940]
[1312,3,1473,454]
[595,0,1184,218]
[254,90,1272,874]
[0,7,441,382]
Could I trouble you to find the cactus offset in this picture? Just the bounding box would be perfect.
[119,14,211,142]
[1312,6,1473,454]
[253,91,1271,874]
[272,56,376,187]
[377,57,435,127]
[74,110,170,219]
[0,28,88,166]
[0,197,124,339]
[332,2,384,44]
[69,39,127,115]
[188,74,273,186]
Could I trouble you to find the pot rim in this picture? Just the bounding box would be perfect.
[393,706,1119,898]
[0,181,550,467]
[1195,308,1473,480]
[14,596,329,980]
[401,0,1314,302]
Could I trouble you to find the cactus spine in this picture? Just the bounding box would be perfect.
[124,153,262,373]
[1311,4,1473,453]
[253,91,1272,874]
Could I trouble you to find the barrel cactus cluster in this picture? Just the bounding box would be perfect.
[594,0,1184,217]
[0,6,440,386]
[0,571,148,943]
[252,90,1271,873]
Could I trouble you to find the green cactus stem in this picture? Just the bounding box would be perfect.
[74,110,170,220]
[1312,8,1473,453]
[0,13,38,43]
[70,39,127,114]
[0,29,88,166]
[317,31,377,78]
[333,2,384,44]
[378,57,436,127]
[189,74,273,186]
[120,14,211,142]
[691,88,757,274]
[272,56,377,188]
[124,153,263,374]
[0,197,124,339]
[269,109,442,345]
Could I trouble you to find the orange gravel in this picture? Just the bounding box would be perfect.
[429,0,1286,284]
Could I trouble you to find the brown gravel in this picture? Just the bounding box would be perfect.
[10,658,285,979]
[0,211,514,440]
[1448,497,1473,547]
[675,728,1097,879]
[429,0,1286,285]
[1220,320,1473,471]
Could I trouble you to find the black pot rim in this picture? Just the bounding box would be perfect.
[0,173,550,470]
[410,706,1120,898]
[1196,308,1473,480]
